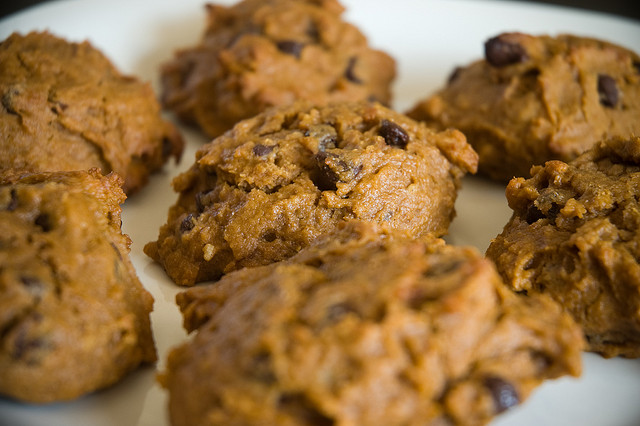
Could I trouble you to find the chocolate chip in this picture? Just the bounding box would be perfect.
[484,376,520,413]
[484,36,529,67]
[345,56,362,84]
[20,276,46,301]
[162,137,173,158]
[34,213,52,232]
[276,40,305,59]
[311,152,341,191]
[12,328,47,363]
[180,213,195,233]
[633,61,640,74]
[447,66,462,84]
[525,204,545,224]
[597,74,618,108]
[252,144,275,156]
[252,351,276,383]
[6,188,18,211]
[525,202,560,224]
[195,190,212,213]
[379,120,409,148]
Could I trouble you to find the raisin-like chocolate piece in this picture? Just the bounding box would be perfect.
[344,56,362,84]
[484,376,520,413]
[276,40,305,59]
[525,204,545,224]
[34,213,52,232]
[180,213,195,233]
[597,74,618,108]
[379,120,409,148]
[447,66,462,84]
[252,144,275,156]
[484,36,529,67]
[311,152,341,192]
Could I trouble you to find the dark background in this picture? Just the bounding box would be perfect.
[0,0,639,21]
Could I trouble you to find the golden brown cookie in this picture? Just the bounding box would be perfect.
[161,0,396,138]
[0,169,156,403]
[144,101,478,286]
[407,32,640,182]
[487,136,640,358]
[162,221,583,426]
[0,31,184,194]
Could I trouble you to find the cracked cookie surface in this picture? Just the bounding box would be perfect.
[0,31,184,194]
[487,136,640,358]
[0,169,156,403]
[144,101,477,285]
[162,221,583,426]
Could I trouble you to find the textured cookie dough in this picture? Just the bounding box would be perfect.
[161,0,396,138]
[162,221,583,426]
[407,32,640,182]
[0,169,157,403]
[0,31,184,194]
[487,136,640,358]
[144,101,478,286]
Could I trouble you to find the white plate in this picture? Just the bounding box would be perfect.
[1,1,639,425]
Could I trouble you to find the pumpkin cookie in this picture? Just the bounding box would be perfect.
[162,221,583,426]
[407,32,640,181]
[144,101,477,285]
[0,31,184,194]
[0,169,156,403]
[160,0,396,137]
[487,136,640,358]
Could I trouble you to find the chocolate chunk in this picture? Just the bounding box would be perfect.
[447,66,462,84]
[597,74,618,108]
[525,202,560,224]
[344,56,362,84]
[34,213,52,232]
[195,190,212,213]
[12,328,47,364]
[7,188,18,211]
[525,204,545,224]
[379,120,409,148]
[633,61,640,74]
[180,213,195,233]
[262,230,277,242]
[162,137,173,158]
[252,144,275,156]
[484,376,520,413]
[276,40,305,59]
[484,36,529,67]
[311,152,341,191]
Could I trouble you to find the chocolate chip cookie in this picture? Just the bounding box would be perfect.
[0,169,157,403]
[144,101,478,286]
[0,31,184,194]
[161,0,396,137]
[486,136,640,358]
[407,32,640,181]
[162,221,583,426]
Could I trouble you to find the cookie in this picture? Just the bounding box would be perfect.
[160,0,396,138]
[144,101,478,286]
[0,169,156,403]
[407,32,640,182]
[162,221,583,426]
[486,136,640,358]
[0,31,184,194]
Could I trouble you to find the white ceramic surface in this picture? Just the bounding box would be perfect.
[1,1,639,425]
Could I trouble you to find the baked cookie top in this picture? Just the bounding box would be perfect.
[0,169,156,403]
[486,135,640,358]
[161,0,396,137]
[163,221,583,426]
[0,31,184,194]
[407,32,640,181]
[144,101,478,285]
